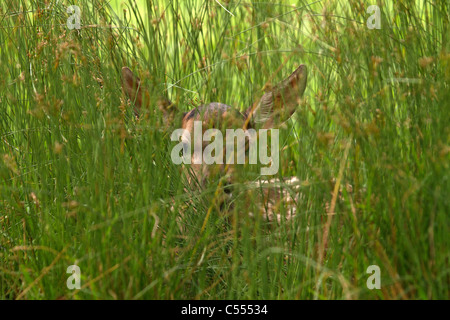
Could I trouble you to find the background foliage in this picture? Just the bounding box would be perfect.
[0,0,448,299]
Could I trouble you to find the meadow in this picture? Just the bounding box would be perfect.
[0,0,448,299]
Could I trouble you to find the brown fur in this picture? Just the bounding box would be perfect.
[121,64,308,219]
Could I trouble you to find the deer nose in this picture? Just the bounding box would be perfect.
[223,182,232,194]
[222,172,235,195]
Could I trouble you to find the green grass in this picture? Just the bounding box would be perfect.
[0,0,449,299]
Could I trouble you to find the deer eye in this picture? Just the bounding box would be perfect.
[182,142,190,156]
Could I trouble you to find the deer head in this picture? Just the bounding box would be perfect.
[121,64,308,188]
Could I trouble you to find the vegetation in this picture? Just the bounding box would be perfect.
[0,0,448,299]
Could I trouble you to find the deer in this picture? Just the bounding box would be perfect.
[121,64,308,223]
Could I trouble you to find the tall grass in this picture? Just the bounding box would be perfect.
[0,0,448,299]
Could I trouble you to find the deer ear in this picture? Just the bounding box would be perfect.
[246,64,307,129]
[122,67,146,117]
[122,67,177,124]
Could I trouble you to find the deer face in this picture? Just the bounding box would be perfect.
[121,65,307,188]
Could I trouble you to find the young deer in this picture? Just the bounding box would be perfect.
[121,64,307,222]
